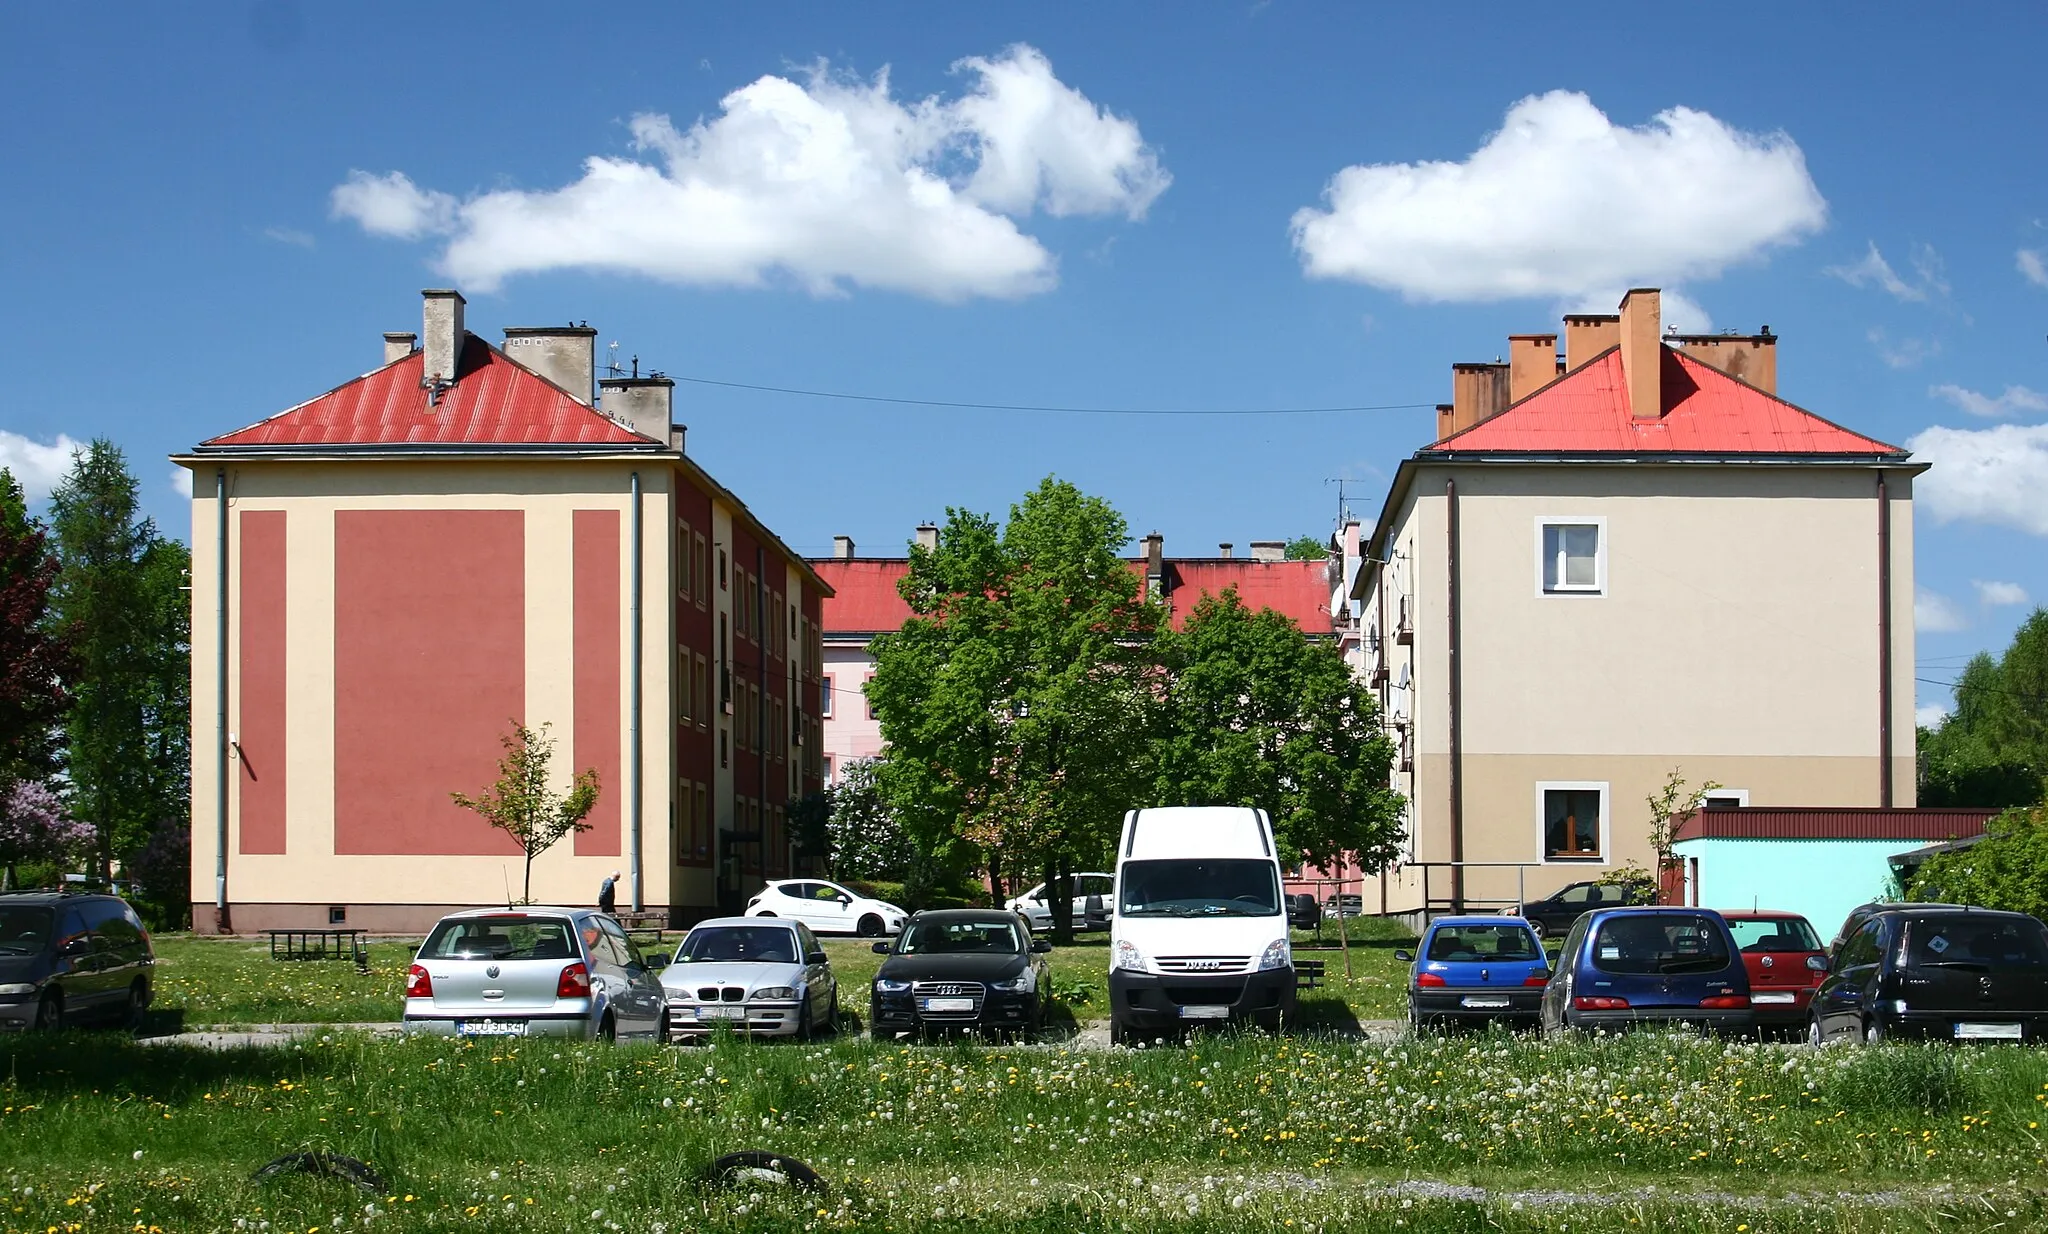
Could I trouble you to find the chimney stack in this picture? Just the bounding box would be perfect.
[1670,327,1778,394]
[503,324,599,406]
[1508,334,1559,404]
[383,332,417,365]
[832,535,856,560]
[1440,362,1509,440]
[597,375,674,441]
[1218,542,1233,559]
[420,289,466,390]
[1250,540,1285,562]
[1617,288,1663,419]
[669,423,686,452]
[914,523,939,552]
[1563,313,1620,373]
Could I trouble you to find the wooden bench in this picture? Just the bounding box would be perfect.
[1295,959,1326,990]
[267,928,369,973]
[614,911,672,948]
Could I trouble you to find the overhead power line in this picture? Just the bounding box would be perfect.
[668,374,1435,417]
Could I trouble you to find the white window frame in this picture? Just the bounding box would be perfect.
[1534,516,1607,597]
[1535,780,1610,865]
[820,674,834,719]
[1702,788,1749,808]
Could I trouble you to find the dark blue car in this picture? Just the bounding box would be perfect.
[1539,906,1753,1035]
[1395,915,1550,1030]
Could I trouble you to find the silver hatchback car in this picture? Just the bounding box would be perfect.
[404,908,667,1041]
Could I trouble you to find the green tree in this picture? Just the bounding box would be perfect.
[1282,535,1327,561]
[867,477,1161,939]
[1150,588,1404,873]
[50,441,188,878]
[1644,767,1721,867]
[0,469,68,787]
[823,757,912,881]
[1907,805,2048,918]
[450,721,601,903]
[1918,611,2048,808]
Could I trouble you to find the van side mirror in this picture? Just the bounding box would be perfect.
[1393,949,1413,963]
[60,936,90,957]
[870,941,891,955]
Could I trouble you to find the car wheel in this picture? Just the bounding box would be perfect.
[1109,1018,1129,1047]
[598,1013,617,1043]
[857,914,883,938]
[34,991,62,1032]
[796,993,815,1043]
[1807,1017,1825,1049]
[1863,1018,1885,1046]
[1526,920,1545,942]
[757,911,777,919]
[122,980,150,1032]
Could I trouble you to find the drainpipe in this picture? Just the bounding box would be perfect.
[214,469,230,932]
[629,472,644,912]
[1877,471,1893,808]
[1446,477,1465,914]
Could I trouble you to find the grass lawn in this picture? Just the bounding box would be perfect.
[3,1027,2047,1232]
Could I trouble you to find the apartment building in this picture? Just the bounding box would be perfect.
[179,290,828,932]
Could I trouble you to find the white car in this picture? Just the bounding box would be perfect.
[746,879,906,937]
[661,917,837,1040]
[1006,872,1115,932]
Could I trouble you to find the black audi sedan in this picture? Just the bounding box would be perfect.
[870,909,1051,1040]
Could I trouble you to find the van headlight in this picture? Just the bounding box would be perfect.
[1258,939,1291,971]
[1113,939,1148,972]
[0,983,36,997]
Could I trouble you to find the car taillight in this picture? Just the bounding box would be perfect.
[1699,995,1749,1009]
[405,964,433,999]
[556,962,592,998]
[1415,972,1447,987]
[1523,974,1551,987]
[1573,996,1629,1010]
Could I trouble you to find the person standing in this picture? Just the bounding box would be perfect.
[598,870,620,917]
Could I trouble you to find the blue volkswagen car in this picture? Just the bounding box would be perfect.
[1396,915,1550,1030]
[1539,905,1753,1035]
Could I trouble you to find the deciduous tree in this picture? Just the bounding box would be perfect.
[0,469,67,787]
[823,757,913,881]
[0,780,95,889]
[1919,610,2048,808]
[450,721,601,903]
[1908,805,2048,918]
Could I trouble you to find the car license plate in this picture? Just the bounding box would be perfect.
[698,1005,745,1019]
[1459,996,1510,1009]
[1751,992,1797,1005]
[1178,1004,1230,1019]
[1955,1022,2024,1040]
[924,997,975,1012]
[456,1020,526,1037]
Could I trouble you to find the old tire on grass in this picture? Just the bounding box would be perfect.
[251,1153,386,1194]
[708,1152,827,1192]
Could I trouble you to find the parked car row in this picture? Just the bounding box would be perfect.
[1399,901,2048,1046]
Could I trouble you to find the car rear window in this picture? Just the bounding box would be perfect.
[1590,914,1732,975]
[1426,925,1540,962]
[420,916,577,962]
[1727,918,1821,953]
[1906,918,2048,970]
[0,906,53,953]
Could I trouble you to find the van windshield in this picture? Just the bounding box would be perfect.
[1118,860,1280,918]
[0,906,53,954]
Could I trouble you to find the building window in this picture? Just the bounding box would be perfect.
[820,675,834,718]
[822,754,835,785]
[1537,519,1605,595]
[718,546,727,590]
[1540,784,1606,862]
[864,676,876,720]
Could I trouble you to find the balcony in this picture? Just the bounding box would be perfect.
[1370,663,1389,687]
[1395,595,1413,646]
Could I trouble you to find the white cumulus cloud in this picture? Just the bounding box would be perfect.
[1826,241,1948,303]
[1916,586,1968,633]
[168,467,193,499]
[1915,702,1950,728]
[1930,383,2048,418]
[1288,91,1826,301]
[1973,579,2029,607]
[1908,421,2048,537]
[0,430,83,501]
[2019,248,2048,289]
[1565,287,1713,334]
[333,46,1167,300]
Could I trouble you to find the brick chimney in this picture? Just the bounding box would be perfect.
[1618,288,1663,419]
[1508,334,1558,404]
[1563,313,1620,373]
[1670,327,1778,394]
[1439,362,1509,440]
[383,332,416,365]
[598,375,673,441]
[1249,540,1285,563]
[914,523,939,552]
[420,289,465,390]
[502,324,598,406]
[832,535,855,560]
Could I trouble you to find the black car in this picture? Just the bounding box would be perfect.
[0,890,157,1031]
[869,909,1051,1039]
[1516,879,1654,941]
[1285,894,1321,931]
[1811,906,2048,1045]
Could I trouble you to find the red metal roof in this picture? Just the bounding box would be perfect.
[1672,807,1998,844]
[1427,347,1904,456]
[814,556,1332,637]
[200,335,656,450]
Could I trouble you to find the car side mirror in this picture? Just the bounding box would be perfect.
[1031,940,1052,954]
[806,952,828,965]
[1806,955,1828,973]
[837,895,853,905]
[871,941,891,955]
[1393,949,1413,963]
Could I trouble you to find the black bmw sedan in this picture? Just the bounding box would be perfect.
[870,909,1051,1040]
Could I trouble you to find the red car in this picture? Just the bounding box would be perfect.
[1720,911,1827,1033]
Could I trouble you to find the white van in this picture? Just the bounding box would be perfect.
[1109,806,1295,1044]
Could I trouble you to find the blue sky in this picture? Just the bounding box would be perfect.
[2,3,2044,720]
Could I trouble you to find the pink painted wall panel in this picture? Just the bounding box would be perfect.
[572,510,622,857]
[333,510,525,855]
[237,510,288,854]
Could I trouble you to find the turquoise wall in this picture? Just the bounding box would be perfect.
[1671,837,1925,943]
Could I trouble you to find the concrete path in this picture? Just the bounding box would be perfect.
[142,1022,405,1049]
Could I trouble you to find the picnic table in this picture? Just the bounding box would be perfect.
[613,911,673,949]
[266,928,370,973]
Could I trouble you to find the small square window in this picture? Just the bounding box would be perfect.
[328,906,347,925]
[1542,786,1604,861]
[1539,521,1604,594]
[820,675,834,719]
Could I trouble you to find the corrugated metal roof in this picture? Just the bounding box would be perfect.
[200,335,657,450]
[813,560,914,636]
[1672,807,1999,843]
[1426,347,1905,457]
